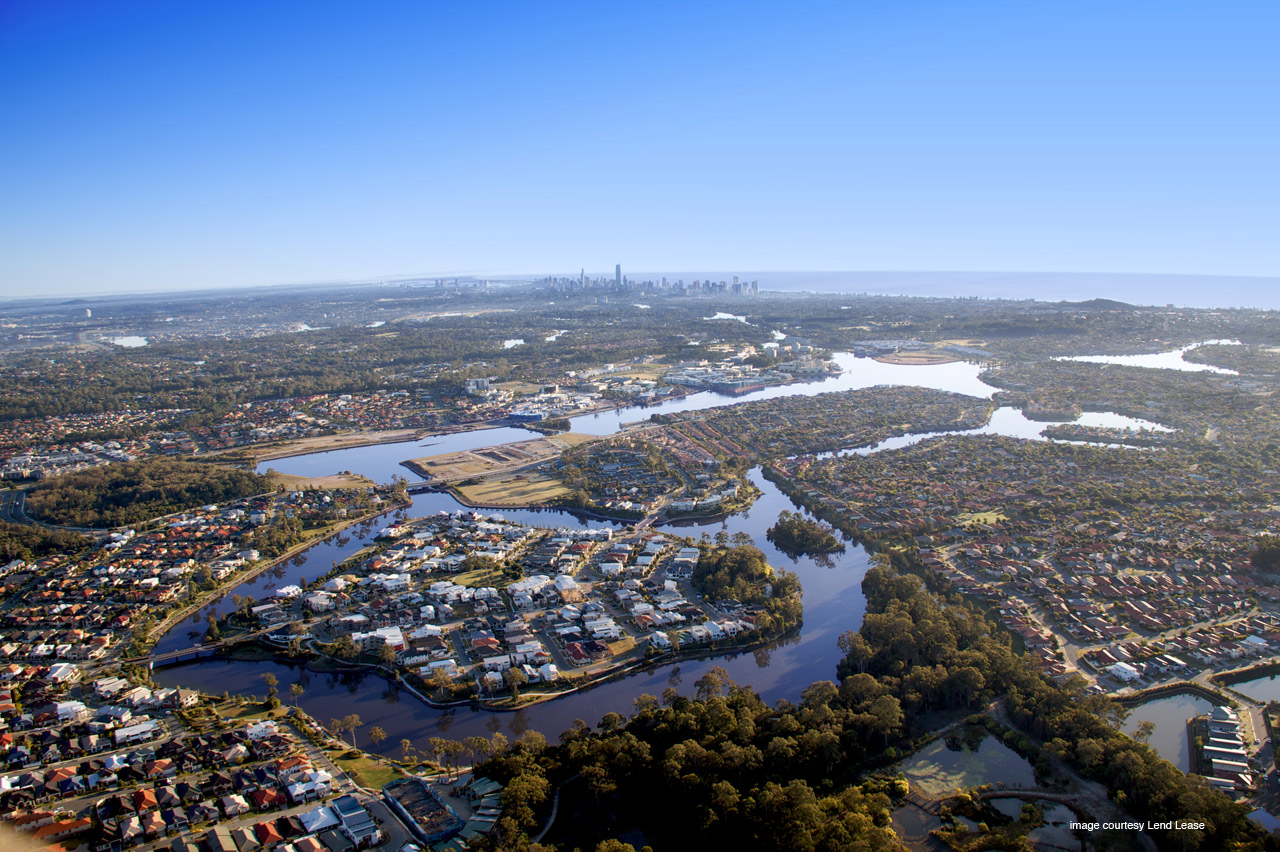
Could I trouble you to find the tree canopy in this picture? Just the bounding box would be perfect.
[767,510,844,556]
[26,457,269,527]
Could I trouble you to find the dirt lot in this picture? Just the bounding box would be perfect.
[875,349,963,365]
[250,429,422,462]
[408,433,593,482]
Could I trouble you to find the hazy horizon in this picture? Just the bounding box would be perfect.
[5,268,1280,312]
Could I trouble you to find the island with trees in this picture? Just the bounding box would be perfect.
[766,510,845,556]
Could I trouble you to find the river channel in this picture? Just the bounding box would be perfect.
[152,352,1171,756]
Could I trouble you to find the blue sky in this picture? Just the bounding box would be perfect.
[2,1,1278,296]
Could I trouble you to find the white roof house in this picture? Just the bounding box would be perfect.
[1108,661,1141,682]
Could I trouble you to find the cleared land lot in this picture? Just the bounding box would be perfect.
[407,433,593,482]
[454,472,571,507]
[875,349,963,365]
[249,429,422,462]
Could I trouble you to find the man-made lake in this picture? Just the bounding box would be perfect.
[890,732,1038,852]
[987,799,1077,849]
[155,349,1184,756]
[1224,672,1280,704]
[1122,692,1216,771]
[257,352,1166,486]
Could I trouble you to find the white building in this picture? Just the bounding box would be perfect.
[1108,661,1142,682]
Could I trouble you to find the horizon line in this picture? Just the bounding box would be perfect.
[6,268,1280,305]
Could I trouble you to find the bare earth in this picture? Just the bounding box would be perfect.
[406,433,593,483]
[250,430,423,462]
[875,350,963,365]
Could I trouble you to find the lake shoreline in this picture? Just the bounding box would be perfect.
[196,622,805,713]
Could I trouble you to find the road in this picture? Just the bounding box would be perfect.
[935,544,1267,686]
[1191,667,1270,756]
[0,486,110,537]
[0,488,25,524]
[286,719,419,849]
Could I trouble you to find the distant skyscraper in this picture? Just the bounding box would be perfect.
[615,264,622,288]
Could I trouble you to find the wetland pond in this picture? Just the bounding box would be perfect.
[891,732,1036,851]
[897,734,1036,799]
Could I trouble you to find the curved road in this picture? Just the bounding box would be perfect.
[0,486,112,537]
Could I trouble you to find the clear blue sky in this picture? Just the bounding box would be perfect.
[2,1,1278,297]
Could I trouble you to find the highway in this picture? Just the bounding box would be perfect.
[0,486,112,537]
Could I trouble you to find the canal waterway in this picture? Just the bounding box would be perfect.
[153,350,1181,755]
[154,465,873,754]
[830,406,1169,459]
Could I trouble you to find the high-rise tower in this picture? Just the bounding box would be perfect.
[615,264,622,288]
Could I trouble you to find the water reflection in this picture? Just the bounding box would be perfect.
[164,352,1171,755]
[1055,340,1242,375]
[897,734,1035,798]
[1121,692,1216,771]
[155,467,873,755]
[1224,672,1280,704]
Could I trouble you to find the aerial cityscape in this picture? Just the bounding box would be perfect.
[4,3,1280,852]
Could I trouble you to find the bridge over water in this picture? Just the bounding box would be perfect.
[124,625,287,668]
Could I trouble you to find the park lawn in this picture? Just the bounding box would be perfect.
[214,701,281,722]
[455,473,570,506]
[958,510,1007,525]
[614,364,666,381]
[334,753,405,790]
[607,636,637,657]
[452,565,505,588]
[268,471,375,490]
[495,380,543,395]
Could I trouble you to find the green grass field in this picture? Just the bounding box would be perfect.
[333,752,405,790]
[455,473,571,506]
